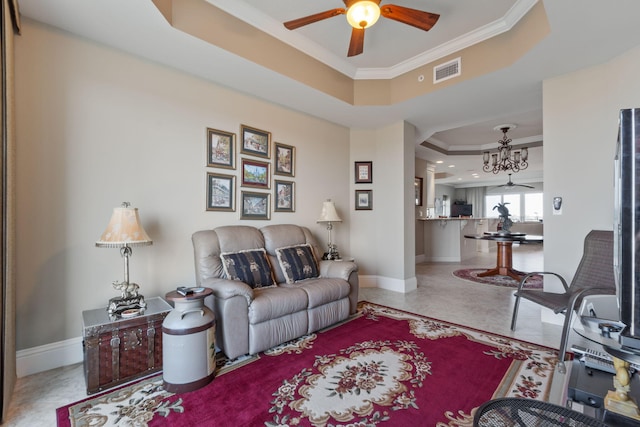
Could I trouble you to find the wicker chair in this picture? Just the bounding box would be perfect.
[473,397,607,426]
[510,230,615,373]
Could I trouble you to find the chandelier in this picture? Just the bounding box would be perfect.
[483,125,528,174]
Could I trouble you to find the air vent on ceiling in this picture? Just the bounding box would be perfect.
[434,172,453,179]
[433,57,461,84]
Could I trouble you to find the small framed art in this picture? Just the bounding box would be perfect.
[241,158,270,189]
[241,124,271,159]
[206,128,235,169]
[355,190,373,210]
[241,191,270,220]
[206,172,235,211]
[274,142,295,177]
[355,161,373,184]
[274,180,295,212]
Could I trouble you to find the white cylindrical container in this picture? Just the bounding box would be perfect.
[163,288,216,393]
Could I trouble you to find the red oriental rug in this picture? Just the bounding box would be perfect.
[57,302,560,426]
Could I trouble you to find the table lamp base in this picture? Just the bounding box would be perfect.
[107,294,147,316]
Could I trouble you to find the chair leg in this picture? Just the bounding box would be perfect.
[556,310,573,374]
[510,293,521,331]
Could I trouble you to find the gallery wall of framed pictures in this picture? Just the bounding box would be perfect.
[205,124,296,220]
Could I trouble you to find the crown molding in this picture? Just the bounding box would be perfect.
[209,0,539,80]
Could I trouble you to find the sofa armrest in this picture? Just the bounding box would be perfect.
[201,277,254,305]
[319,260,358,281]
[319,260,359,314]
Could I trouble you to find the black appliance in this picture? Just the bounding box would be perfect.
[450,203,472,217]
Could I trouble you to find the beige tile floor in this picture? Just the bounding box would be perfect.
[6,243,589,426]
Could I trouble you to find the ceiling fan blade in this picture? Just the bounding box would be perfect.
[380,5,439,31]
[348,27,365,57]
[493,182,535,190]
[283,8,346,30]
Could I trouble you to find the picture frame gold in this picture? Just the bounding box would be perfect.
[240,191,270,220]
[274,180,295,212]
[241,158,270,189]
[240,124,271,159]
[206,172,235,211]
[274,142,295,177]
[206,128,235,169]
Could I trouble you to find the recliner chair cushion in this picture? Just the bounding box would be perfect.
[220,248,275,288]
[275,244,319,284]
[248,286,309,324]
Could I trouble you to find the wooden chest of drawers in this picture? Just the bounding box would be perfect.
[82,297,172,394]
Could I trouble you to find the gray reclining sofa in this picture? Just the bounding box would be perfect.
[192,224,359,359]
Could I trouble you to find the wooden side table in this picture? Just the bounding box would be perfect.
[82,296,172,394]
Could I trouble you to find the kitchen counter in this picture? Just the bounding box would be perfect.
[418,218,498,262]
[416,218,543,262]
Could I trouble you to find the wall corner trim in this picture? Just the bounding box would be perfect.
[359,275,417,293]
[16,337,83,378]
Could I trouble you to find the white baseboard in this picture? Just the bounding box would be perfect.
[16,336,83,378]
[359,275,417,293]
[423,256,461,262]
[16,273,418,377]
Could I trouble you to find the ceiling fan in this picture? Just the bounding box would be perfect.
[283,0,440,57]
[493,174,534,190]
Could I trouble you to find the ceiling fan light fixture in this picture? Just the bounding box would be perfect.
[346,1,381,29]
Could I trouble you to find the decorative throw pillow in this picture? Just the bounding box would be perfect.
[220,249,275,289]
[276,244,319,284]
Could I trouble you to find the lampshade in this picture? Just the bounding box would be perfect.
[317,200,342,223]
[96,203,153,248]
[346,1,381,29]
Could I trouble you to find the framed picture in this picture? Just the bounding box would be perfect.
[415,177,423,206]
[274,180,295,212]
[206,128,235,169]
[241,158,270,189]
[274,142,295,177]
[241,191,270,220]
[241,124,271,158]
[206,172,235,211]
[355,190,373,210]
[355,161,373,183]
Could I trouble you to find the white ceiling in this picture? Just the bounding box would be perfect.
[16,0,640,187]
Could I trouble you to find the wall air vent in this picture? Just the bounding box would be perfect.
[433,57,461,84]
[434,172,453,179]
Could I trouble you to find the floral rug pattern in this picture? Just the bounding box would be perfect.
[269,339,431,426]
[66,377,177,426]
[58,302,559,427]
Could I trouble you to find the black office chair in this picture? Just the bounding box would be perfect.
[510,230,615,373]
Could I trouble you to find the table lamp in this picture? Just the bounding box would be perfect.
[317,199,342,260]
[96,202,153,315]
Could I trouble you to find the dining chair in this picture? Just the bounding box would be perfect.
[510,230,615,373]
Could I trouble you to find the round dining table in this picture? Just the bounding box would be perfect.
[464,232,543,281]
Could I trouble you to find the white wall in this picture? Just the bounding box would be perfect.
[349,122,416,292]
[542,44,640,321]
[14,21,352,352]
